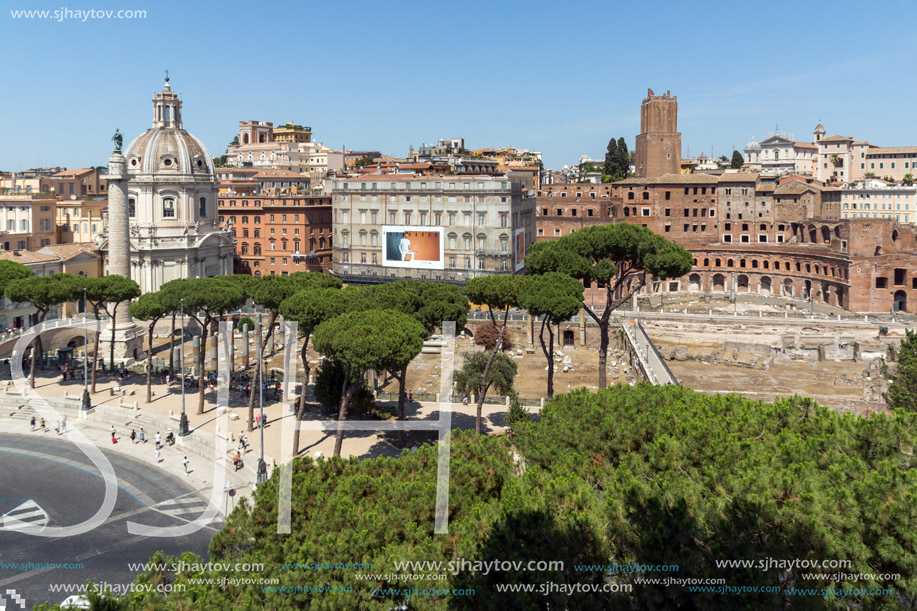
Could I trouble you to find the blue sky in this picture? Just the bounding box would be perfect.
[2,0,917,171]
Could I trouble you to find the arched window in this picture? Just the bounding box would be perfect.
[162,197,176,218]
[241,243,249,255]
[309,238,316,251]
[199,197,207,217]
[254,244,261,255]
[128,198,136,218]
[241,216,248,224]
[293,240,300,253]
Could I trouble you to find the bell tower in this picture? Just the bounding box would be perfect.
[634,89,682,178]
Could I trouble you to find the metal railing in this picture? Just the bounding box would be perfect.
[621,319,678,386]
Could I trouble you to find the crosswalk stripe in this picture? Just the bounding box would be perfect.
[1,500,49,531]
[155,498,204,508]
[3,509,44,521]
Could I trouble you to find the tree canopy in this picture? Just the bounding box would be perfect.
[525,223,693,388]
[730,149,744,169]
[453,350,517,404]
[604,136,630,180]
[0,260,33,297]
[519,272,584,397]
[159,278,246,414]
[112,384,917,610]
[313,308,426,455]
[885,329,917,412]
[465,275,527,432]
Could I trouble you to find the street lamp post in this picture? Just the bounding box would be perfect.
[81,288,91,411]
[256,312,267,485]
[179,298,189,436]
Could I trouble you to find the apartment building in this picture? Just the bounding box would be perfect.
[218,194,333,276]
[330,175,536,283]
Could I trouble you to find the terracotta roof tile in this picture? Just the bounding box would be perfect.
[616,173,717,185]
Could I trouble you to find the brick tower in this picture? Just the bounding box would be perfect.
[635,89,681,178]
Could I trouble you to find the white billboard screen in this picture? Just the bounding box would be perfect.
[381,226,445,270]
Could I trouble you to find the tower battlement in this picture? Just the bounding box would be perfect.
[635,88,682,178]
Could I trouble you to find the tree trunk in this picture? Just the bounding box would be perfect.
[109,303,119,371]
[476,308,510,434]
[396,366,408,445]
[397,367,408,420]
[538,316,556,398]
[248,312,278,432]
[333,365,360,457]
[90,311,100,394]
[27,310,47,389]
[292,336,310,457]
[197,319,207,415]
[168,312,176,377]
[145,324,154,404]
[598,320,609,389]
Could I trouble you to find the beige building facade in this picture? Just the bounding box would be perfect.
[331,175,536,283]
[0,194,57,250]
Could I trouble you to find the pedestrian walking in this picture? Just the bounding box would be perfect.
[166,373,171,386]
[154,431,161,450]
[154,447,161,463]
[54,421,61,435]
[139,428,146,443]
[183,456,189,474]
[30,415,35,431]
[111,425,116,439]
[408,389,413,402]
[255,413,261,428]
[40,418,46,433]
[61,416,67,434]
[130,429,137,444]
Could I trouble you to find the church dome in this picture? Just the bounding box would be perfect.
[123,77,215,178]
[745,137,761,150]
[125,128,215,176]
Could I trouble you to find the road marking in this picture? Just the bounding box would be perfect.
[1,500,49,532]
[149,494,220,524]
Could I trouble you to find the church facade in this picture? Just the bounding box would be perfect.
[100,78,235,293]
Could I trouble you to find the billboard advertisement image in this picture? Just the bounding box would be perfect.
[382,226,444,269]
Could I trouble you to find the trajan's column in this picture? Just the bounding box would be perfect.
[101,130,144,363]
